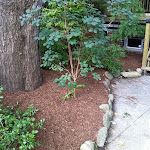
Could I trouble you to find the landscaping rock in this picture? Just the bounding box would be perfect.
[108,94,114,102]
[103,78,110,88]
[99,104,109,112]
[97,127,108,147]
[108,110,113,119]
[104,71,113,80]
[136,68,142,74]
[80,141,98,150]
[121,71,141,78]
[108,99,112,110]
[103,113,110,128]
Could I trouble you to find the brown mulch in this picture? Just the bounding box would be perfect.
[2,51,143,150]
[121,51,142,70]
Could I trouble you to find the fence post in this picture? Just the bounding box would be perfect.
[142,19,150,68]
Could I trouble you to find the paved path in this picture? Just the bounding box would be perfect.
[105,76,150,150]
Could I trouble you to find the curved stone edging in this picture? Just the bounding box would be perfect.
[96,71,114,149]
[96,68,143,149]
[80,93,114,150]
[80,72,114,150]
[97,94,114,148]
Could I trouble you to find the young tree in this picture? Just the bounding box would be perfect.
[21,0,106,97]
[20,0,144,98]
[0,0,43,92]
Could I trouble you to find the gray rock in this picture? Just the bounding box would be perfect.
[99,104,109,112]
[108,110,113,120]
[108,99,112,110]
[103,78,110,88]
[108,94,114,102]
[97,127,108,147]
[105,71,113,80]
[103,113,110,128]
[80,141,98,150]
[136,68,142,74]
[121,71,141,78]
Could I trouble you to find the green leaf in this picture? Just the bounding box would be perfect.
[89,28,93,32]
[67,75,72,81]
[72,81,77,88]
[92,22,97,26]
[57,83,61,87]
[54,78,59,83]
[26,9,30,13]
[61,81,66,87]
[67,82,73,89]
[92,57,97,63]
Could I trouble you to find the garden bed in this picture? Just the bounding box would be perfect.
[2,51,142,150]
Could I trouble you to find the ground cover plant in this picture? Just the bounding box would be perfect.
[20,0,144,98]
[0,86,45,150]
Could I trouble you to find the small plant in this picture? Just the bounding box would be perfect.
[62,84,85,100]
[101,44,125,75]
[0,87,45,150]
[110,121,117,128]
[0,86,3,99]
[123,112,131,118]
[111,124,115,128]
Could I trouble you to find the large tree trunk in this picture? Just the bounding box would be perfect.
[0,0,43,92]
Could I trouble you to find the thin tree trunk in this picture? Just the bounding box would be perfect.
[0,0,43,92]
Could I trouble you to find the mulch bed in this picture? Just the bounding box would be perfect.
[121,51,142,70]
[2,51,142,150]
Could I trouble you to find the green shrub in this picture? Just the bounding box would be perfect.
[40,39,68,69]
[101,44,125,75]
[39,3,68,64]
[20,0,144,97]
[0,87,45,150]
[20,0,105,93]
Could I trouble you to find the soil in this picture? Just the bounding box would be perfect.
[2,51,142,150]
[121,51,142,71]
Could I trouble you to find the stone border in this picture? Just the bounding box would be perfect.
[80,93,114,150]
[96,72,114,149]
[80,71,114,150]
[96,68,143,149]
[97,94,114,148]
[80,68,144,150]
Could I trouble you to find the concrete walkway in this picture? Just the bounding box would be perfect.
[105,76,150,150]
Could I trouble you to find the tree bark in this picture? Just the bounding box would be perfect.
[0,0,43,92]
